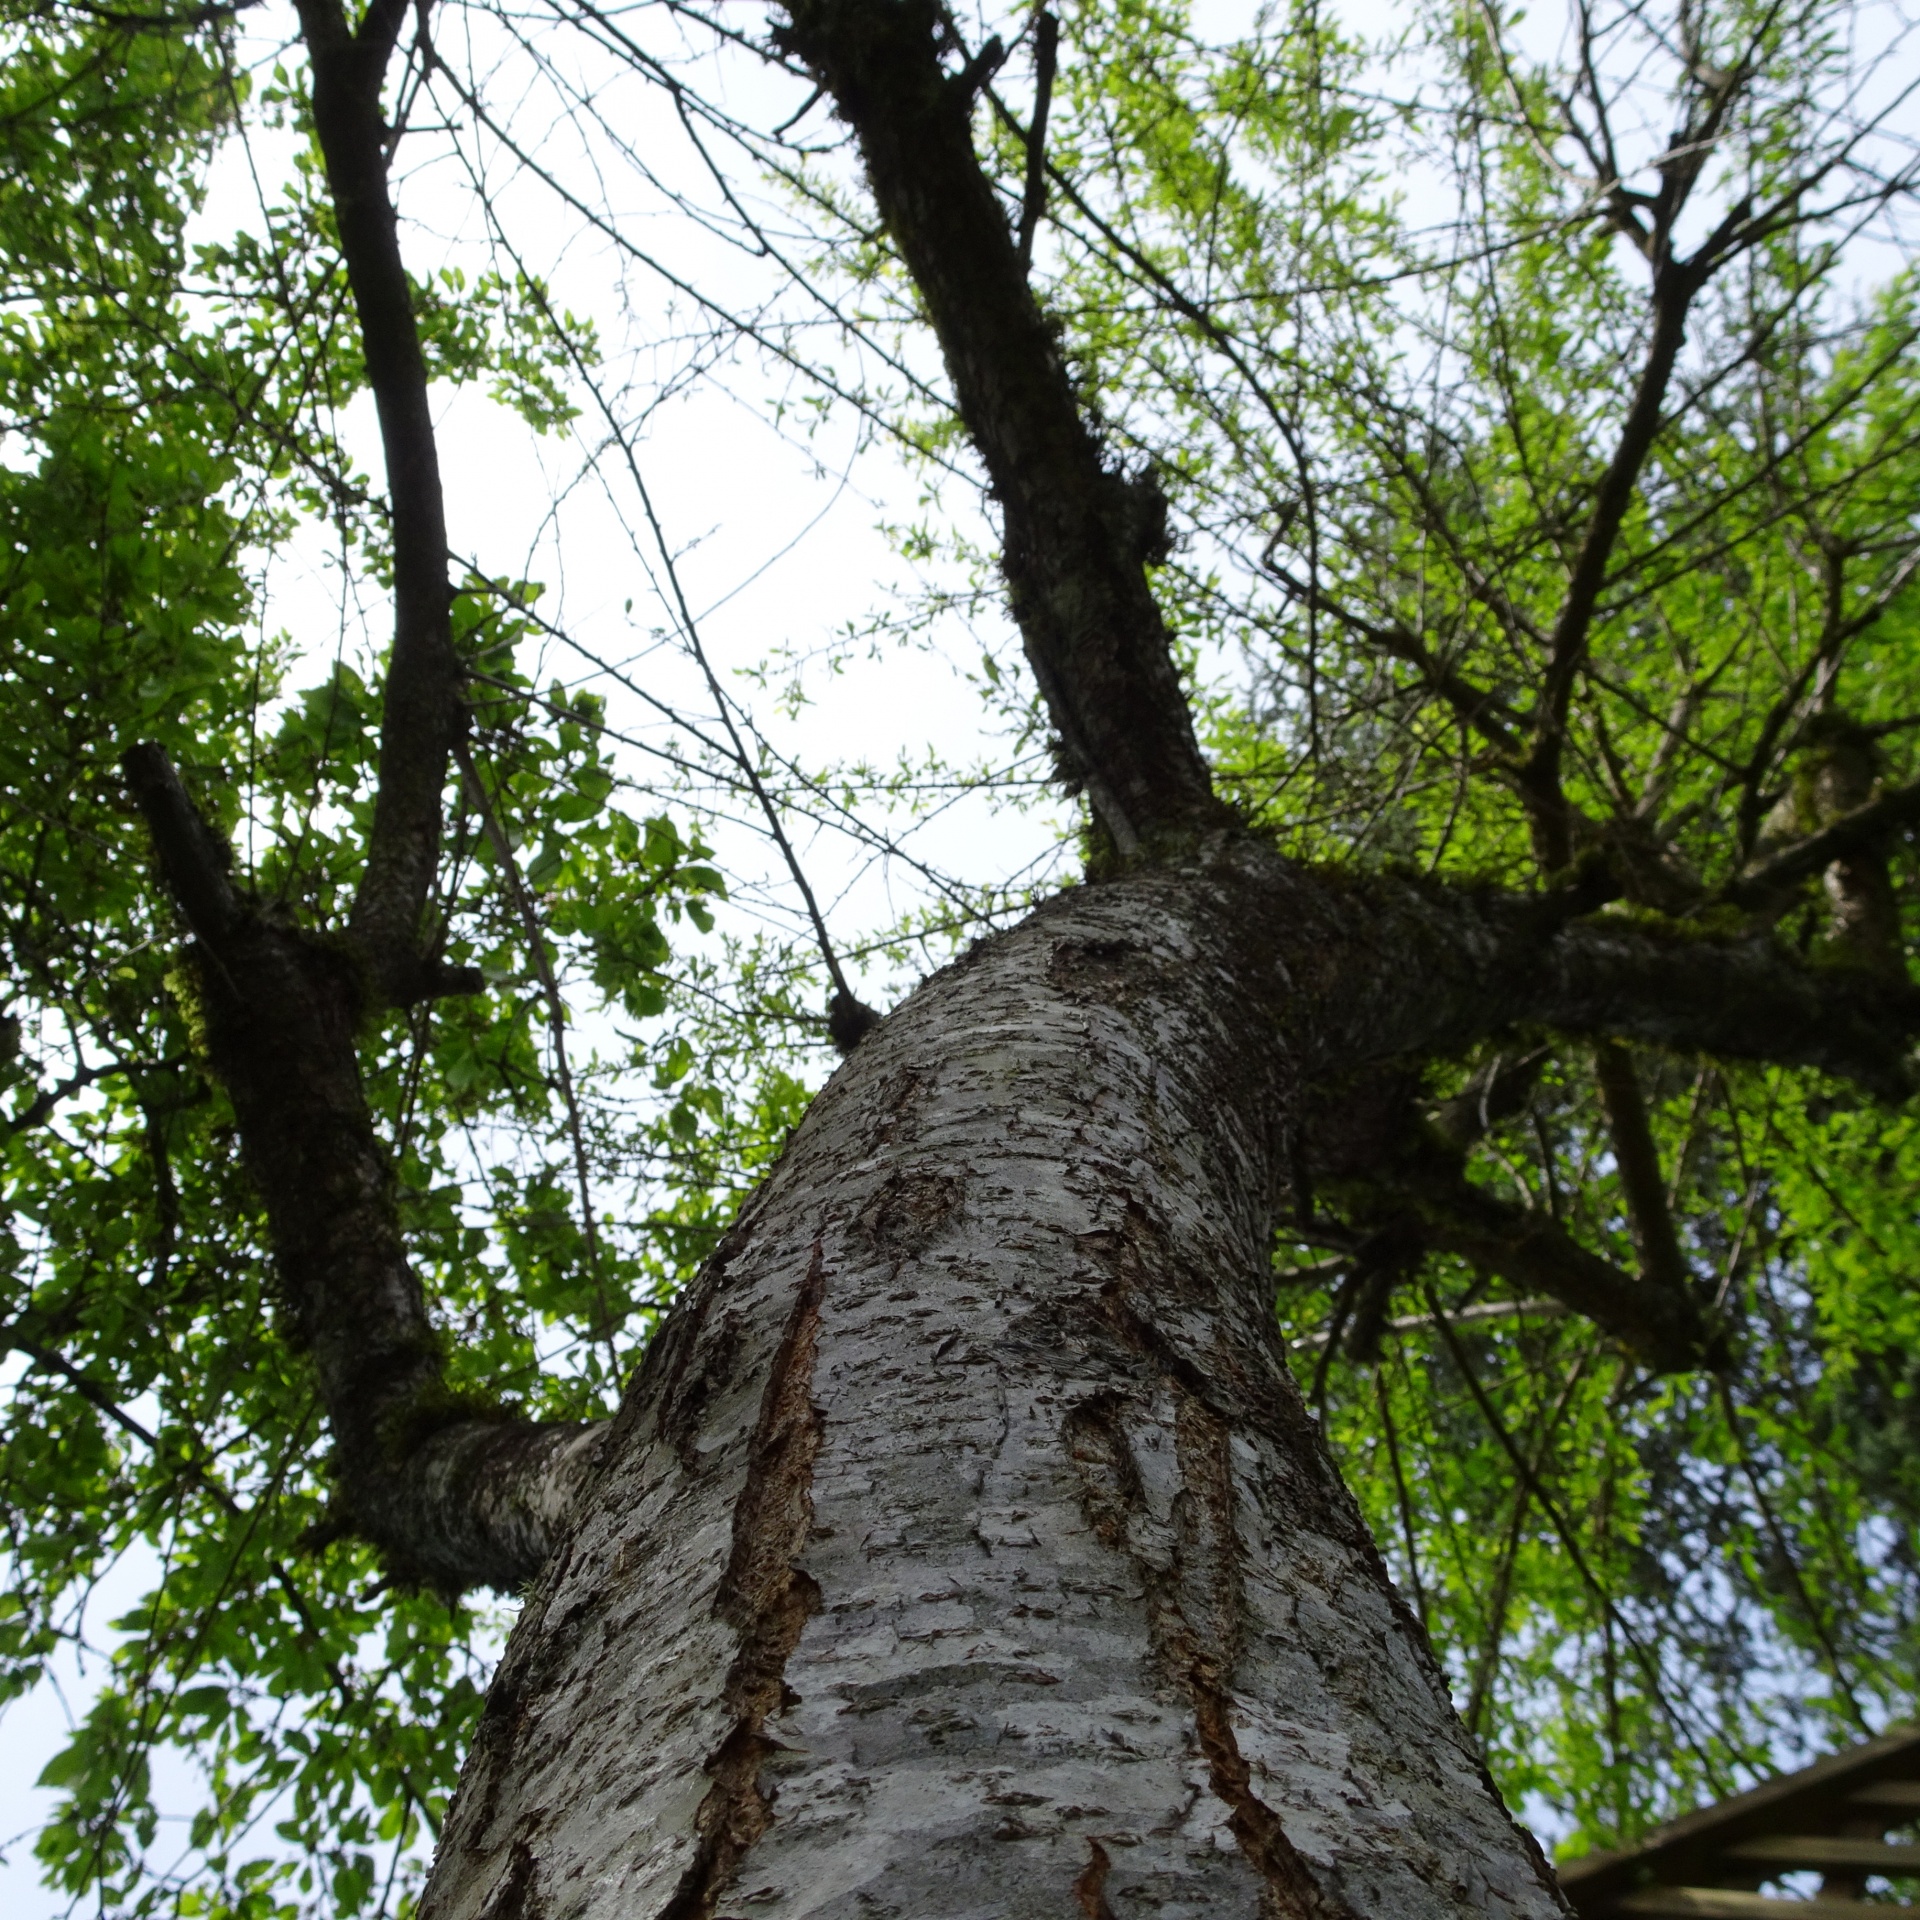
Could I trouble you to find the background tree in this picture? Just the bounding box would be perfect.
[3,0,1920,1911]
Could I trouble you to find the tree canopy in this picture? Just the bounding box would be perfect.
[3,0,1919,1911]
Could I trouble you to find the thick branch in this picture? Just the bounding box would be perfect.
[120,744,241,938]
[777,0,1226,859]
[124,746,596,1591]
[1418,1176,1712,1374]
[1725,774,1920,917]
[1519,908,1916,1094]
[115,0,579,1592]
[1196,841,1920,1097]
[1431,1046,1550,1148]
[295,0,462,1003]
[1308,1048,1710,1371]
[1240,836,1915,1366]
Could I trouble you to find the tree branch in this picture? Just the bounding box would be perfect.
[1521,31,1768,870]
[1259,554,1527,759]
[1307,1047,1711,1371]
[1723,774,1920,915]
[777,0,1227,862]
[1014,10,1057,274]
[1419,1174,1710,1373]
[1528,907,1920,1095]
[120,744,241,940]
[1524,280,1695,867]
[1218,844,1920,1097]
[1592,1040,1691,1297]
[123,745,599,1591]
[294,0,462,1004]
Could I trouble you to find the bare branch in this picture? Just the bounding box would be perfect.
[1014,10,1057,274]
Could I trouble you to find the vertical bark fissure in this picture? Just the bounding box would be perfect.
[660,1242,827,1920]
[1071,1837,1117,1920]
[1064,1386,1358,1920]
[1175,1397,1360,1920]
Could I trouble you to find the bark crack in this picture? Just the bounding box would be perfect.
[660,1241,827,1920]
[1072,1836,1118,1920]
[1065,1392,1361,1920]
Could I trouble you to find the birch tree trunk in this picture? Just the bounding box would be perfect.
[419,847,1575,1920]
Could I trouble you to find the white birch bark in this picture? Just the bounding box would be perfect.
[419,850,1567,1920]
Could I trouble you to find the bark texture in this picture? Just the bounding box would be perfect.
[415,837,1920,1918]
[422,837,1920,1920]
[120,0,1920,1890]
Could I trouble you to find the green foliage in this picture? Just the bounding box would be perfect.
[1006,0,1920,1851]
[1288,1064,1920,1850]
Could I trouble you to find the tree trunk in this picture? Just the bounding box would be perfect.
[419,846,1571,1920]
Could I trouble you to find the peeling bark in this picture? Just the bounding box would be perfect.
[1073,1837,1118,1919]
[1066,1385,1360,1920]
[661,1246,827,1920]
[113,0,1920,1895]
[399,824,1920,1914]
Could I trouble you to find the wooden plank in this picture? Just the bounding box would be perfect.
[1725,1835,1920,1871]
[1614,1890,1880,1918]
[1560,1726,1920,1908]
[1853,1780,1920,1812]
